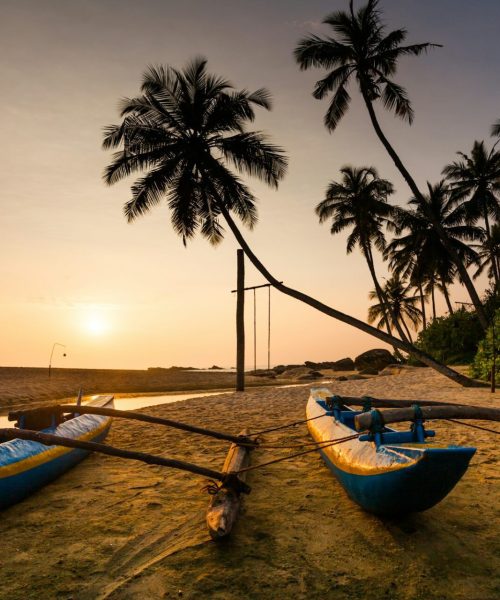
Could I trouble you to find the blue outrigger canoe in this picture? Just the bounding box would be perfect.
[307,388,476,515]
[0,395,114,509]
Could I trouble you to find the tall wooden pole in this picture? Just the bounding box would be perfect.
[236,249,245,391]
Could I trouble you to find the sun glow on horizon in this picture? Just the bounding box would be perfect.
[83,313,110,336]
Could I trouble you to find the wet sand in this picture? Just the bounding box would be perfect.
[0,368,498,600]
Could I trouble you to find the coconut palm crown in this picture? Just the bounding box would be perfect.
[103,57,287,245]
[443,140,500,237]
[294,0,440,131]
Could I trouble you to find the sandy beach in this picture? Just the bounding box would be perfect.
[0,367,498,600]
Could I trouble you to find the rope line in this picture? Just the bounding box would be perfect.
[445,419,500,435]
[249,413,329,436]
[234,433,360,475]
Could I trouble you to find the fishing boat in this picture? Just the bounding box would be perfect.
[0,395,114,509]
[307,388,476,515]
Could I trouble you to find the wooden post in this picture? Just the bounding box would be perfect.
[236,249,245,391]
[206,429,252,539]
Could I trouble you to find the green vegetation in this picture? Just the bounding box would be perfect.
[470,309,500,380]
[411,310,484,365]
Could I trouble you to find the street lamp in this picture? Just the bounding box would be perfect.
[49,343,67,378]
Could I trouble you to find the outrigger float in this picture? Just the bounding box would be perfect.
[307,388,500,515]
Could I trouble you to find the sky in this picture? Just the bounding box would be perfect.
[0,0,498,370]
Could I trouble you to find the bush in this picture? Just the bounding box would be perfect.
[412,309,484,365]
[470,309,500,380]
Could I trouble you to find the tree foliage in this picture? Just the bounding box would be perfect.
[412,309,484,365]
[470,309,500,380]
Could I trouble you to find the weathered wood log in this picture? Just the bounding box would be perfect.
[0,428,251,494]
[8,405,256,447]
[336,395,467,409]
[206,429,252,540]
[355,405,500,432]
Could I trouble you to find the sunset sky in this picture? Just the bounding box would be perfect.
[1,0,498,370]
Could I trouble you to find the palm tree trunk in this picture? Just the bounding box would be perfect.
[364,243,410,345]
[441,279,454,315]
[401,318,413,343]
[361,244,407,360]
[360,89,488,330]
[217,203,476,387]
[431,284,436,319]
[418,283,427,329]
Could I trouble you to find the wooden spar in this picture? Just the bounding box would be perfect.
[0,428,251,494]
[8,405,257,447]
[206,429,252,539]
[236,248,245,392]
[355,405,500,431]
[331,395,475,409]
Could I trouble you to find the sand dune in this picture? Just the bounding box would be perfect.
[0,368,498,599]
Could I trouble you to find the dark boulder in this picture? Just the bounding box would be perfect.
[332,358,355,371]
[354,349,396,371]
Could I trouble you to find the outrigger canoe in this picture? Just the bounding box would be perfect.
[0,395,114,509]
[307,388,476,515]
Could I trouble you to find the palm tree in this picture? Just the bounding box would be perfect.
[388,182,481,317]
[294,0,488,329]
[368,275,422,341]
[315,165,409,347]
[102,57,473,386]
[443,140,500,246]
[472,223,500,289]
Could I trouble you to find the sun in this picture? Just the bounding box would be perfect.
[84,314,109,336]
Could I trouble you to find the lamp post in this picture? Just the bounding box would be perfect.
[49,343,66,378]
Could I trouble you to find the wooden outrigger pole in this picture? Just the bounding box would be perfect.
[0,428,251,494]
[9,404,257,447]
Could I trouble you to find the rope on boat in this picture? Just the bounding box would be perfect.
[445,419,500,435]
[233,433,360,475]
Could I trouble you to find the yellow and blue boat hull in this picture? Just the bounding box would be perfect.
[307,388,475,515]
[0,396,113,509]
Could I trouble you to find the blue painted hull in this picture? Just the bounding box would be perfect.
[0,397,113,509]
[318,445,474,515]
[308,389,476,515]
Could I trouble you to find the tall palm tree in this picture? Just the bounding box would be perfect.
[103,57,473,386]
[294,0,488,328]
[368,275,422,341]
[315,165,408,347]
[388,182,481,317]
[472,223,500,289]
[443,140,500,245]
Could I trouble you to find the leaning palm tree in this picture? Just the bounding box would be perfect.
[368,275,422,342]
[315,165,409,347]
[443,140,500,245]
[103,57,473,385]
[294,0,488,328]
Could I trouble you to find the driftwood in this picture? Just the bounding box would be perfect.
[206,429,252,539]
[8,405,256,447]
[355,405,500,431]
[0,428,251,494]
